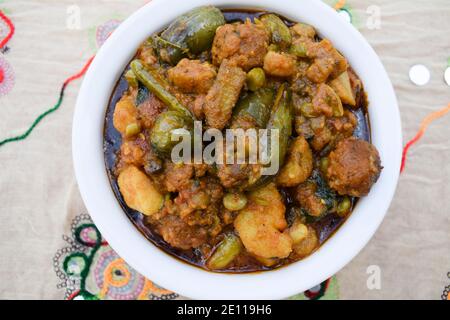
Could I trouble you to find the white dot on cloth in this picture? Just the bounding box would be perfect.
[409,64,430,86]
[444,67,450,86]
[337,9,352,24]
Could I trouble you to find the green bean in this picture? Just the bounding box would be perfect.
[207,234,242,270]
[157,6,225,64]
[130,59,193,120]
[267,83,293,168]
[223,193,248,211]
[246,68,266,92]
[260,14,292,48]
[250,84,293,189]
[125,69,138,89]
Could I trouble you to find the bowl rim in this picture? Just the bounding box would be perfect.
[72,0,402,300]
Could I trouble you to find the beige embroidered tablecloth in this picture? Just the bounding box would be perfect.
[0,0,449,300]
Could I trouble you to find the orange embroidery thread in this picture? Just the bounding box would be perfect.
[100,258,132,298]
[0,10,15,49]
[401,103,450,172]
[334,0,346,10]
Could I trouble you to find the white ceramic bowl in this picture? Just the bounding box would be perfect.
[73,0,402,300]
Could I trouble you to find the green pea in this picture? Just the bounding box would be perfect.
[337,197,352,216]
[246,68,266,92]
[125,123,141,137]
[157,6,226,65]
[300,102,315,118]
[191,191,210,207]
[268,43,280,52]
[320,157,329,173]
[223,193,248,211]
[289,43,308,58]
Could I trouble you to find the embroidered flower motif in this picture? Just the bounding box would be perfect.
[96,19,121,48]
[54,214,178,300]
[0,55,14,96]
[55,215,336,300]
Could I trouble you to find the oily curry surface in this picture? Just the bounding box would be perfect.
[104,7,380,273]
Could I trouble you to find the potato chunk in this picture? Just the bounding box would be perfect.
[263,51,296,77]
[118,166,164,216]
[277,136,313,187]
[288,221,309,244]
[234,184,292,259]
[113,95,138,136]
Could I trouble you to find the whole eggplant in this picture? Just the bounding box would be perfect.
[150,111,193,156]
[156,6,225,65]
[260,14,292,49]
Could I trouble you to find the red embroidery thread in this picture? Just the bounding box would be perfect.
[0,10,15,49]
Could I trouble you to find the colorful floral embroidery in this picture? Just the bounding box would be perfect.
[88,18,122,52]
[0,55,14,96]
[54,214,178,300]
[0,56,93,147]
[96,19,121,48]
[55,215,337,300]
[0,9,15,96]
[401,103,450,172]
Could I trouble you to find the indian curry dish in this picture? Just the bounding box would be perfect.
[104,6,382,272]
